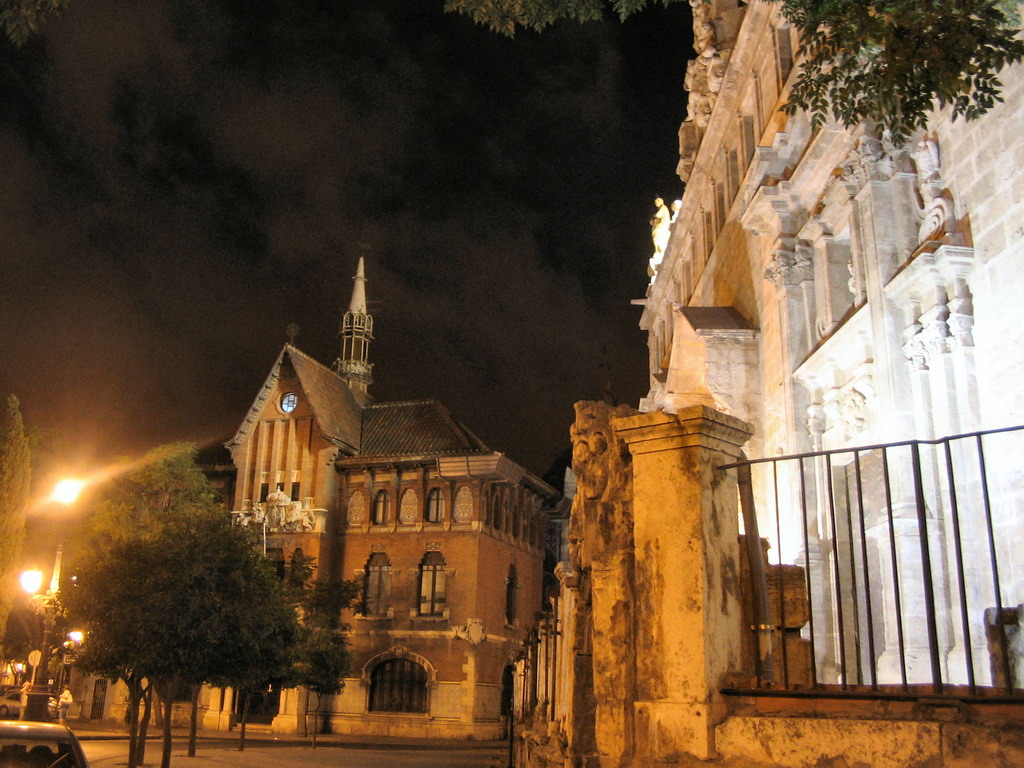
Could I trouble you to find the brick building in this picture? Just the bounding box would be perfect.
[203,258,558,738]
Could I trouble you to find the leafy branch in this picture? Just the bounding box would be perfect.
[446,0,1024,140]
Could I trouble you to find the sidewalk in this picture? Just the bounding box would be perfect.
[68,718,507,751]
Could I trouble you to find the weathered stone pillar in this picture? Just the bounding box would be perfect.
[613,405,752,762]
[569,402,638,768]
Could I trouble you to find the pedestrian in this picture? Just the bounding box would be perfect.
[19,680,31,721]
[57,687,72,726]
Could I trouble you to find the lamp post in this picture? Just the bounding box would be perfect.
[20,478,85,721]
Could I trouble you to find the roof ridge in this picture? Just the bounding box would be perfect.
[364,398,442,409]
[285,343,338,375]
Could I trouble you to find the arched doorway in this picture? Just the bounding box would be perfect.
[500,664,515,738]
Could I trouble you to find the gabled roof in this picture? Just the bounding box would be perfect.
[227,345,363,454]
[358,399,490,458]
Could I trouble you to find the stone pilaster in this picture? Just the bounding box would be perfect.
[612,406,752,761]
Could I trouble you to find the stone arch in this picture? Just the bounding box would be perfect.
[360,646,438,690]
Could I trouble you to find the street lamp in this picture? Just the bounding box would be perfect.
[19,570,43,596]
[20,478,86,721]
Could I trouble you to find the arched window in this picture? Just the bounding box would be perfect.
[364,552,391,615]
[505,563,518,626]
[425,488,444,523]
[418,551,447,616]
[371,490,390,525]
[369,658,428,713]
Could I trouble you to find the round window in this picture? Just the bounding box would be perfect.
[280,392,298,413]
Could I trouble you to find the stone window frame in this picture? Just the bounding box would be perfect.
[425,487,445,524]
[416,551,447,617]
[371,489,390,526]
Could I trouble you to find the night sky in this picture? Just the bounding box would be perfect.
[1,0,694,479]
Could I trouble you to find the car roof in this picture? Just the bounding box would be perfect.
[0,721,77,739]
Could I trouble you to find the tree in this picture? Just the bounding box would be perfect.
[289,565,359,748]
[1,0,68,45]
[64,444,300,768]
[0,395,30,656]
[445,0,1024,140]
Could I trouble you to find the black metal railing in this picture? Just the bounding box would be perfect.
[721,425,1024,700]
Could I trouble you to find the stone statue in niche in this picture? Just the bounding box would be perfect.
[651,198,671,255]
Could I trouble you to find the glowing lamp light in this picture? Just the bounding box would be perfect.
[67,631,84,645]
[20,570,43,595]
[52,479,85,506]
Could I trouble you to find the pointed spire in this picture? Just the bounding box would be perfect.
[334,257,374,404]
[349,256,368,314]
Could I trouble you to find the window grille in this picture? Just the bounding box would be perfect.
[369,658,428,713]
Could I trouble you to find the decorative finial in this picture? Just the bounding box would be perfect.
[286,323,300,345]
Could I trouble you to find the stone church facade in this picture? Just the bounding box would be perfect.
[517,3,1024,766]
[641,0,1024,690]
[203,258,558,739]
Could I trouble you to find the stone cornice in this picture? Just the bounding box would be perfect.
[612,406,753,456]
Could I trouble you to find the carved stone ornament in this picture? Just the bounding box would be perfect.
[453,486,473,522]
[399,489,418,524]
[840,388,868,436]
[452,618,487,646]
[913,134,956,244]
[568,401,635,570]
[825,135,897,199]
[706,361,734,391]
[683,45,727,129]
[806,403,826,443]
[233,498,315,533]
[764,244,813,287]
[348,490,366,525]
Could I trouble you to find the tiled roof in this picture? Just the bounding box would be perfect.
[359,400,490,458]
[286,346,363,452]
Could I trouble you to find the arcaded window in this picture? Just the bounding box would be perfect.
[371,490,390,525]
[369,658,427,713]
[364,552,391,616]
[505,563,518,626]
[425,488,444,523]
[418,551,447,616]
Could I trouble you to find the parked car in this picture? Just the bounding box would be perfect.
[0,721,90,767]
[0,691,59,720]
[0,691,21,718]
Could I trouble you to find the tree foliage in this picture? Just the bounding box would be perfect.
[444,0,670,36]
[0,395,30,654]
[64,444,299,768]
[446,0,1024,139]
[283,551,358,746]
[767,0,1024,139]
[1,0,67,45]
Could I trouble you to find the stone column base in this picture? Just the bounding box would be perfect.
[634,700,715,762]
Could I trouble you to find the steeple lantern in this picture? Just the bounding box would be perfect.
[334,257,374,404]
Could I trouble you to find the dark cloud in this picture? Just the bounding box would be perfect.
[1,0,692,475]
